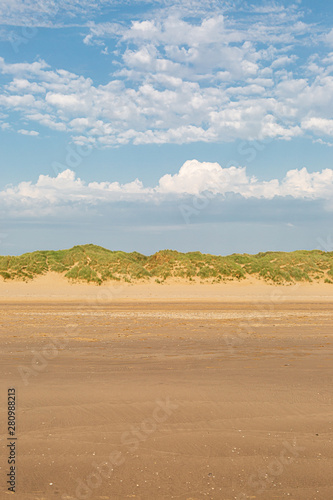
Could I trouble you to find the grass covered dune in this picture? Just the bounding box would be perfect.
[1,244,333,285]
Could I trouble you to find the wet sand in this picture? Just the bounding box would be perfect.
[0,299,332,499]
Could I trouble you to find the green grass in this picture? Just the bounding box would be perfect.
[0,245,332,285]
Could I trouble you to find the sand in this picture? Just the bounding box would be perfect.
[0,277,332,499]
[1,272,333,301]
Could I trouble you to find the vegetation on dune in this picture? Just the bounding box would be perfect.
[0,244,332,285]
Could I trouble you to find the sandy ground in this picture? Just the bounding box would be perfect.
[0,294,332,500]
[1,272,333,302]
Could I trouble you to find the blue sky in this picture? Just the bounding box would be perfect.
[0,0,333,255]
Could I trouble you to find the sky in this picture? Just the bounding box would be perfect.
[0,0,333,256]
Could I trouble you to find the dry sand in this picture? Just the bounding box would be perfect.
[0,277,333,499]
[1,272,333,301]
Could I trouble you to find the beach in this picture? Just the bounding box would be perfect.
[1,272,333,302]
[0,278,332,499]
[2,0,333,497]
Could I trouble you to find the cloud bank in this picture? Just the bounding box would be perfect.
[1,160,332,218]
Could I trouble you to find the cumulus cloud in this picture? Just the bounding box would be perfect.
[302,117,333,137]
[17,129,39,136]
[0,3,333,145]
[157,161,333,199]
[1,52,333,145]
[1,161,332,218]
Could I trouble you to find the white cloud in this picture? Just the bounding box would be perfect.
[1,161,333,218]
[156,160,333,199]
[0,0,124,27]
[0,58,49,75]
[271,55,298,69]
[324,28,333,46]
[0,0,226,28]
[17,129,39,136]
[2,53,333,145]
[302,117,333,137]
[313,138,333,147]
[157,161,249,195]
[0,5,333,145]
[26,112,67,131]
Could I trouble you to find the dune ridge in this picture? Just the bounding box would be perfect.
[1,244,333,286]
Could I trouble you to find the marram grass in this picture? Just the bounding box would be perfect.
[0,244,332,285]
